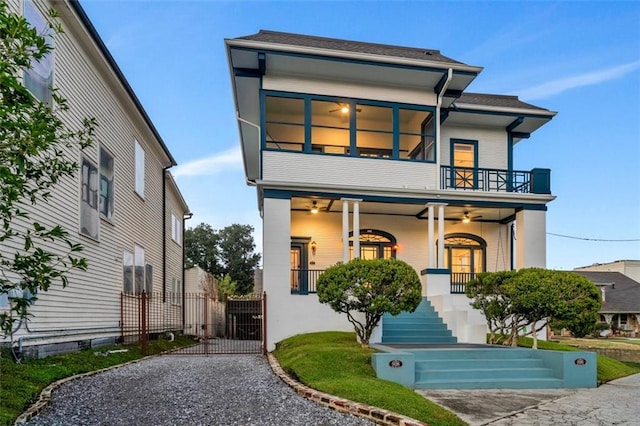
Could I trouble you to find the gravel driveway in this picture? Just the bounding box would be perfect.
[23,355,374,426]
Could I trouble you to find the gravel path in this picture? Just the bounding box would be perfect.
[23,355,374,426]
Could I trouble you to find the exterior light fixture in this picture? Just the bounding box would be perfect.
[311,240,317,255]
[310,201,319,214]
[341,106,349,114]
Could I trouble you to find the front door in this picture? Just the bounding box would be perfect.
[290,241,309,294]
[452,140,477,189]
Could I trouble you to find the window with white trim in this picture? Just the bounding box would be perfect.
[99,147,114,219]
[123,250,134,294]
[80,157,99,239]
[23,0,53,105]
[134,140,145,197]
[123,247,152,295]
[171,213,182,245]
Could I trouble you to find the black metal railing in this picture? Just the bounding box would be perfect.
[290,269,324,295]
[441,166,550,194]
[450,272,476,294]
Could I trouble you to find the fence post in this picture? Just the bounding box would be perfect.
[262,291,267,355]
[141,291,148,355]
[120,292,124,344]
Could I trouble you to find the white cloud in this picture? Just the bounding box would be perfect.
[172,146,242,177]
[517,61,640,101]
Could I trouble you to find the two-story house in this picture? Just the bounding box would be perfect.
[0,0,190,358]
[226,30,557,352]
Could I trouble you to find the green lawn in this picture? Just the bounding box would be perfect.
[273,332,466,426]
[0,335,194,426]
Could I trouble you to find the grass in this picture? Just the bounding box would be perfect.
[552,336,640,349]
[273,331,466,426]
[515,336,640,384]
[0,335,194,426]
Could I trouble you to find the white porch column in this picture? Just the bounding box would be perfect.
[515,209,547,269]
[437,203,447,268]
[342,199,350,262]
[427,204,435,268]
[353,200,360,258]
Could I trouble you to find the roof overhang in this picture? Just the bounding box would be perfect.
[446,102,557,142]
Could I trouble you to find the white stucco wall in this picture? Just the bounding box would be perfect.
[515,209,547,269]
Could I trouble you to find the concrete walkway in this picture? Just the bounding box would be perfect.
[417,373,640,425]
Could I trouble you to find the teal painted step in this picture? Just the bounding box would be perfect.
[416,377,564,390]
[408,348,563,389]
[382,297,457,345]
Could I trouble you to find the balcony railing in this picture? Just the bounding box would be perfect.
[441,166,550,194]
[290,269,323,295]
[451,272,476,294]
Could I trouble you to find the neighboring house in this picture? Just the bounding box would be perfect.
[0,0,189,358]
[226,30,557,351]
[575,260,640,284]
[184,266,225,338]
[573,271,640,336]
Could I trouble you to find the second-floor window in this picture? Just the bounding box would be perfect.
[264,93,435,162]
[134,140,145,197]
[99,147,114,220]
[171,213,182,245]
[23,0,53,105]
[80,157,99,239]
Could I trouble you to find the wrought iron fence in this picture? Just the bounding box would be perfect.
[290,269,324,294]
[120,291,265,355]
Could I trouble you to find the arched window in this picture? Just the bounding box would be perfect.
[349,229,397,260]
[438,233,486,278]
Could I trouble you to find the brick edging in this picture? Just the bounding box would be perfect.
[14,349,174,425]
[266,353,427,426]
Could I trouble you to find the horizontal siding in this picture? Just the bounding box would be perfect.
[1,0,182,343]
[263,151,438,190]
[440,126,509,170]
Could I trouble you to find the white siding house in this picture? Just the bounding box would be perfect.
[226,30,557,351]
[0,0,189,357]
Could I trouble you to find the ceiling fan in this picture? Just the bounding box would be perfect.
[329,102,362,114]
[461,211,482,224]
[308,200,326,214]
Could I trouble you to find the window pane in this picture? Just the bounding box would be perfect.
[134,140,145,197]
[145,264,153,295]
[356,105,392,157]
[99,147,114,219]
[265,122,304,151]
[135,245,145,294]
[23,0,53,105]
[266,96,304,124]
[311,100,350,155]
[123,251,134,294]
[80,157,99,239]
[400,110,434,161]
[453,142,476,188]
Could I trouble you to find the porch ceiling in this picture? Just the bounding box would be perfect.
[292,197,516,223]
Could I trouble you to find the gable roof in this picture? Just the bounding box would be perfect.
[573,271,640,313]
[454,93,552,113]
[236,30,466,66]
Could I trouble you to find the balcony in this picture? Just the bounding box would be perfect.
[290,269,323,295]
[441,166,550,194]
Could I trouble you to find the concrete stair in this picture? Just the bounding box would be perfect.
[382,298,457,345]
[413,348,563,389]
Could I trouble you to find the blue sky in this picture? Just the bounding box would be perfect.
[79,1,640,270]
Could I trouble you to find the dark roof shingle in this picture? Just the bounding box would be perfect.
[236,30,465,65]
[573,271,640,313]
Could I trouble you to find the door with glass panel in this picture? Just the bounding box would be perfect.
[452,141,477,189]
[290,242,309,294]
[349,230,396,260]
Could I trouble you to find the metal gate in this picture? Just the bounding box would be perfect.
[120,292,266,355]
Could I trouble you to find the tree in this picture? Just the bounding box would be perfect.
[0,3,96,336]
[217,224,261,295]
[466,268,601,348]
[184,223,220,273]
[316,258,422,347]
[466,271,516,344]
[184,223,261,295]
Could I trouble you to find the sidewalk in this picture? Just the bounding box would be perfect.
[417,373,640,425]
